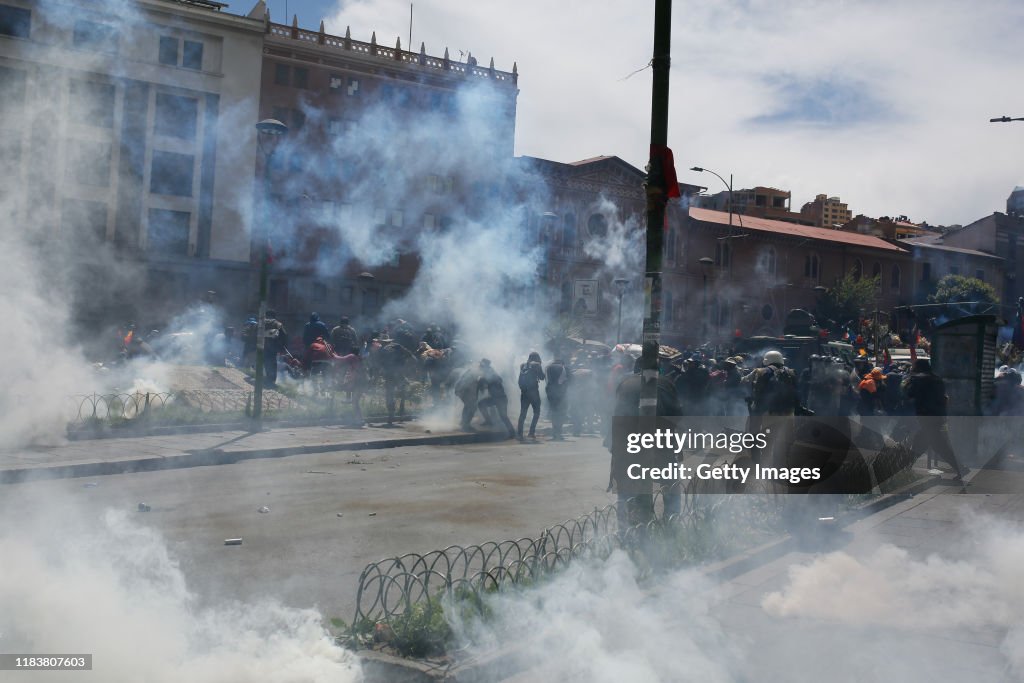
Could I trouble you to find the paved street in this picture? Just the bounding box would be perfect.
[1,436,614,623]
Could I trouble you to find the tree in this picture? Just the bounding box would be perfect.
[927,274,999,306]
[816,271,881,331]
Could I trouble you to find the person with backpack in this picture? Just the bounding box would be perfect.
[516,351,545,440]
[545,354,571,440]
[744,350,800,416]
[330,316,359,356]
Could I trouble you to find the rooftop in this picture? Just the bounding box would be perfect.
[689,207,906,252]
[901,239,1003,261]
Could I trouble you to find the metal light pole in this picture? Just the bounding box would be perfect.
[614,278,629,344]
[691,167,733,231]
[699,256,713,343]
[252,118,288,425]
[640,0,673,419]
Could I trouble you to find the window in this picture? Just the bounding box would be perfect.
[761,304,774,321]
[423,213,436,230]
[851,259,863,281]
[347,77,360,96]
[158,36,202,69]
[715,241,731,269]
[270,278,289,310]
[759,246,777,276]
[329,74,343,90]
[714,299,731,328]
[563,214,577,253]
[340,286,353,304]
[328,117,345,135]
[154,93,198,140]
[950,265,960,276]
[361,287,378,315]
[587,213,608,238]
[158,36,177,65]
[666,227,677,265]
[150,150,194,197]
[312,281,326,303]
[804,253,820,281]
[921,262,931,282]
[73,20,118,54]
[871,262,882,280]
[69,80,115,128]
[182,40,203,70]
[274,63,290,86]
[976,269,984,281]
[61,198,107,243]
[147,208,190,255]
[65,139,112,187]
[292,66,308,89]
[0,5,31,38]
[290,108,305,131]
[891,264,901,291]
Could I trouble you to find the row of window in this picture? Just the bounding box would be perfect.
[60,198,193,255]
[0,5,205,71]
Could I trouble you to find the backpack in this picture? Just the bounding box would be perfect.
[518,362,537,390]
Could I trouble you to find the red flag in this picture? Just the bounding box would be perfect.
[650,145,681,199]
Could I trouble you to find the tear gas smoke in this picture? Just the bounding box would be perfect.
[0,507,361,683]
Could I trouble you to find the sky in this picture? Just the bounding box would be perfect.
[260,0,1024,227]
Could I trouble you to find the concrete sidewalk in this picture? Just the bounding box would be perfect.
[0,420,506,484]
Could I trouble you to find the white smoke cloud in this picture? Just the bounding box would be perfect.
[0,508,361,683]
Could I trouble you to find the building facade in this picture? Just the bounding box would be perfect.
[800,193,853,228]
[0,0,265,326]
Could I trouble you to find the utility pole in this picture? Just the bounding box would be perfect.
[640,0,673,418]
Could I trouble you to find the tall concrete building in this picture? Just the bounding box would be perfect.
[801,193,853,228]
[0,0,264,324]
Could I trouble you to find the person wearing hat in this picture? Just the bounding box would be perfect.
[901,359,968,481]
[743,350,800,417]
[990,366,1024,416]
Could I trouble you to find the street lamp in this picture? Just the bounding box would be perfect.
[252,118,288,425]
[613,278,629,344]
[357,271,376,319]
[990,115,1024,123]
[699,256,714,343]
[691,166,733,230]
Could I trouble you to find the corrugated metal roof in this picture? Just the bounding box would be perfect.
[900,239,1003,260]
[689,207,906,252]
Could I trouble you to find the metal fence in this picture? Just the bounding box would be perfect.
[349,485,783,647]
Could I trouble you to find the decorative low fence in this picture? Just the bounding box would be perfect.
[346,487,784,656]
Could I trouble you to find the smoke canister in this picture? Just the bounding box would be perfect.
[224,538,243,546]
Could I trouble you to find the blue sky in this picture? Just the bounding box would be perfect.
[254,0,1024,226]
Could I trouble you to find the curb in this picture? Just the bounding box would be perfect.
[0,431,507,485]
[65,414,417,441]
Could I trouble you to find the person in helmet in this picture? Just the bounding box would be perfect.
[743,350,800,416]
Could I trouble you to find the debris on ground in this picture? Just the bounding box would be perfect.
[224,538,243,546]
[258,506,270,513]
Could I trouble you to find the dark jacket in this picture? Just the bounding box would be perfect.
[303,315,330,347]
[901,371,947,417]
[545,361,570,398]
[330,324,358,355]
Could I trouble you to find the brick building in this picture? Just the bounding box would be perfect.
[660,207,912,347]
[800,193,853,228]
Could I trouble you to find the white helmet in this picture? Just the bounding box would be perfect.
[763,350,785,367]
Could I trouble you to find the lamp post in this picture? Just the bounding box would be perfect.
[990,115,1024,123]
[691,166,733,230]
[699,256,714,343]
[252,118,288,425]
[613,278,629,344]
